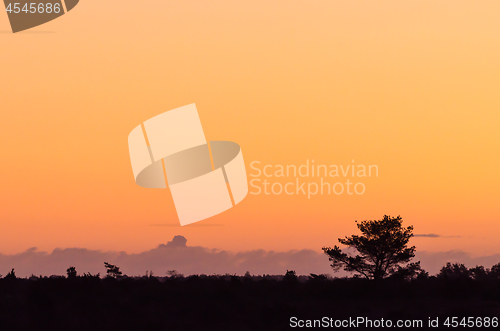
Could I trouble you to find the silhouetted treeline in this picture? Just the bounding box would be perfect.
[1,263,500,331]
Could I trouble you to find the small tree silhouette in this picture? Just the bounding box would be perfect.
[438,262,470,280]
[283,270,297,280]
[322,215,419,280]
[490,263,500,279]
[469,265,488,281]
[66,266,77,279]
[4,268,16,280]
[282,270,298,284]
[104,262,122,278]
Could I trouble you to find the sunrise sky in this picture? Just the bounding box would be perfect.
[1,1,499,260]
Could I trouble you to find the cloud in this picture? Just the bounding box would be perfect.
[414,234,462,238]
[0,236,334,278]
[162,235,187,248]
[414,234,441,238]
[1,237,497,278]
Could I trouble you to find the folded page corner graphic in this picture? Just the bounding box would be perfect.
[4,0,79,33]
[128,104,248,226]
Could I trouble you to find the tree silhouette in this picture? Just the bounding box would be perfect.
[322,215,418,280]
[4,268,16,280]
[437,262,470,280]
[283,270,297,282]
[66,266,77,279]
[104,262,122,278]
[490,263,500,279]
[469,265,488,281]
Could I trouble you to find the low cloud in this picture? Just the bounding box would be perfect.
[0,236,334,278]
[1,237,498,278]
[414,234,441,238]
[415,251,500,274]
[414,234,462,238]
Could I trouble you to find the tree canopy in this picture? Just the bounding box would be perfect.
[322,215,419,280]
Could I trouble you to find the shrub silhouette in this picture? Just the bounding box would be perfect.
[322,215,419,280]
[4,268,16,280]
[83,272,100,279]
[1,264,500,330]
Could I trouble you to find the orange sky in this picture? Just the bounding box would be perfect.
[1,0,499,256]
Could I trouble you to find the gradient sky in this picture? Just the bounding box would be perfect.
[1,1,499,257]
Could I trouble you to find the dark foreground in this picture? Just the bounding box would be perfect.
[1,274,500,331]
